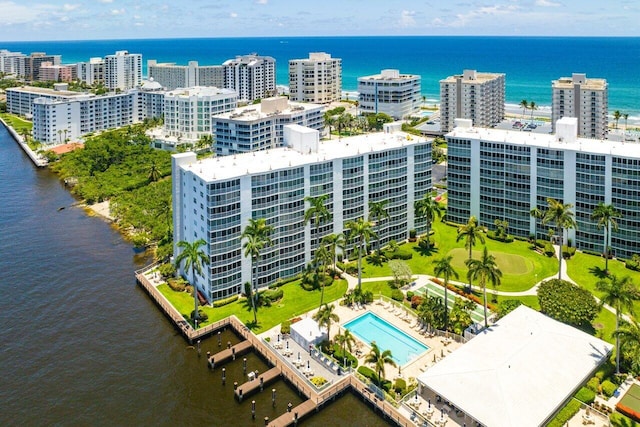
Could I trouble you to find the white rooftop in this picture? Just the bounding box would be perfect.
[447,119,640,158]
[213,97,322,122]
[177,129,426,182]
[165,86,235,98]
[418,305,612,427]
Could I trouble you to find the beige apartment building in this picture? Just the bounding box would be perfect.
[551,73,608,139]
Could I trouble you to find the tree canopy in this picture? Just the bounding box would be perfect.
[537,279,599,328]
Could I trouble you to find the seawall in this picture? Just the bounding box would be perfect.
[0,117,47,167]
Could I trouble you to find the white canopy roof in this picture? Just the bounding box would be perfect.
[418,305,612,427]
[290,317,327,349]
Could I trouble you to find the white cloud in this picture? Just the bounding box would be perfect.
[99,0,114,3]
[399,10,416,28]
[0,1,50,25]
[230,12,238,18]
[443,4,520,28]
[63,3,80,11]
[535,0,561,6]
[256,0,268,4]
[111,8,125,15]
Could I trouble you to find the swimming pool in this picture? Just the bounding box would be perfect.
[343,312,429,365]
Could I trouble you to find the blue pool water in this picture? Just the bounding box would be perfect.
[343,312,429,366]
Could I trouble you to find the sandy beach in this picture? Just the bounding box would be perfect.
[84,200,114,222]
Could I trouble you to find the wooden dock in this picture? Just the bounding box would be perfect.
[234,366,281,400]
[268,399,317,427]
[208,341,253,368]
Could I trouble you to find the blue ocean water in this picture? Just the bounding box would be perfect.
[3,36,640,117]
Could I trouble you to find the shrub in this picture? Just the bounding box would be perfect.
[586,376,601,392]
[562,245,576,259]
[582,249,602,257]
[406,291,415,300]
[594,361,615,381]
[345,265,358,275]
[190,309,208,322]
[497,299,522,319]
[157,263,176,278]
[263,288,284,302]
[547,399,581,427]
[544,242,555,257]
[626,258,640,272]
[601,380,618,398]
[393,378,407,395]
[486,230,514,243]
[610,412,640,427]
[534,239,546,249]
[391,289,405,302]
[386,248,413,260]
[537,279,599,328]
[281,320,291,335]
[410,295,424,309]
[575,386,596,404]
[270,275,299,288]
[212,294,239,308]
[357,366,391,391]
[332,344,358,368]
[167,277,187,292]
[310,376,327,387]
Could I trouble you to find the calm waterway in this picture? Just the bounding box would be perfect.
[0,125,391,426]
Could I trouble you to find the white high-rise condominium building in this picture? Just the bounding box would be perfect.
[357,69,421,120]
[446,117,640,260]
[172,125,432,301]
[222,54,276,102]
[552,73,608,139]
[104,50,142,91]
[147,60,224,90]
[211,97,324,156]
[440,70,505,133]
[0,49,26,75]
[288,52,341,104]
[77,58,105,86]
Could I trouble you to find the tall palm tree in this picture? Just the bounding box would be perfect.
[313,303,340,342]
[345,217,377,292]
[541,198,577,280]
[530,207,543,240]
[414,193,444,250]
[148,161,160,183]
[520,99,528,119]
[364,342,396,388]
[528,101,537,122]
[313,245,333,305]
[434,255,459,332]
[597,275,638,374]
[335,328,356,365]
[613,110,621,129]
[323,112,336,140]
[466,247,502,328]
[368,200,389,254]
[321,233,345,275]
[613,320,640,373]
[623,113,629,132]
[456,216,485,292]
[304,194,332,255]
[592,203,622,273]
[174,238,209,329]
[241,218,274,324]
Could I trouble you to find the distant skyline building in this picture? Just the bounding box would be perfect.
[222,54,276,102]
[357,69,421,120]
[552,73,608,139]
[439,69,505,133]
[147,60,224,90]
[446,117,640,260]
[76,57,105,87]
[15,52,62,81]
[38,62,75,82]
[288,52,342,104]
[211,97,324,156]
[0,49,25,75]
[104,50,142,91]
[172,125,432,302]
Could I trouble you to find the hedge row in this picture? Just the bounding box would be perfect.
[357,366,391,391]
[546,399,581,427]
[486,230,514,243]
[213,294,239,308]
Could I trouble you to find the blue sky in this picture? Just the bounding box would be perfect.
[0,0,638,41]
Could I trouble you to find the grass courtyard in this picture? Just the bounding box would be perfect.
[354,220,557,292]
[0,113,32,133]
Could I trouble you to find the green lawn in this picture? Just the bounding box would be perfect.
[158,279,348,334]
[0,113,32,133]
[356,221,557,292]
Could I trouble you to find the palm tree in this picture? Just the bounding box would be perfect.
[364,342,396,388]
[345,217,377,292]
[148,161,161,183]
[520,99,528,119]
[368,200,389,254]
[528,101,537,122]
[434,255,459,332]
[541,198,577,280]
[321,233,345,276]
[57,129,63,144]
[530,207,543,241]
[466,247,502,328]
[313,303,340,342]
[313,245,333,305]
[335,328,356,366]
[414,193,444,250]
[624,113,629,132]
[323,112,336,140]
[592,203,622,273]
[304,194,332,255]
[456,216,485,292]
[613,110,621,129]
[596,275,639,374]
[241,218,274,324]
[613,320,640,373]
[19,128,30,143]
[174,238,209,329]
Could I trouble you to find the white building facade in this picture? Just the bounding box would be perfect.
[211,97,324,156]
[104,50,142,91]
[552,73,608,139]
[147,60,224,90]
[222,54,276,102]
[357,69,421,120]
[76,57,105,86]
[446,118,640,260]
[440,70,505,133]
[172,126,432,301]
[288,52,342,104]
[0,49,26,75]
